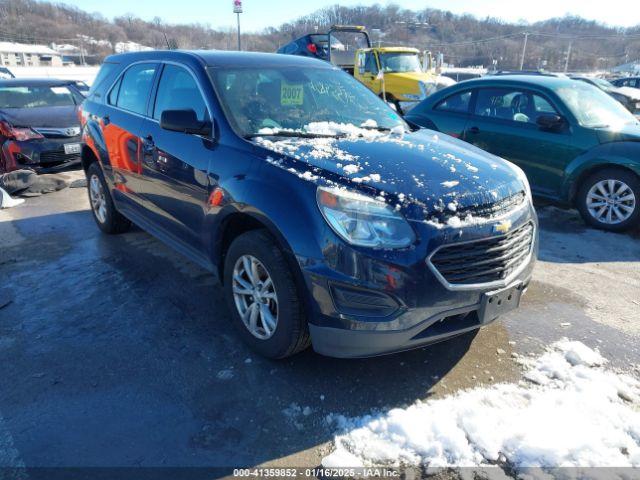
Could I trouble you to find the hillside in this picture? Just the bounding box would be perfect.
[0,0,638,71]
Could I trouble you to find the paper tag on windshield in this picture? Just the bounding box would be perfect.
[50,87,70,95]
[281,83,303,106]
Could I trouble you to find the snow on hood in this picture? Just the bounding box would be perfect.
[595,122,640,144]
[253,122,524,222]
[322,339,640,471]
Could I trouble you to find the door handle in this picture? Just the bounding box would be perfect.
[468,126,480,134]
[142,135,155,152]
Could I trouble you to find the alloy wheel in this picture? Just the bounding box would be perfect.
[232,254,279,340]
[586,179,636,225]
[89,174,107,224]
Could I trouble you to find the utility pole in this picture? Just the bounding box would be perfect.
[519,32,528,70]
[563,41,572,73]
[79,36,86,66]
[236,13,241,51]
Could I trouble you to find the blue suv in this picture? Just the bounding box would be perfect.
[80,51,538,358]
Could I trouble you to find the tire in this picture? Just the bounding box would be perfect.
[86,162,131,234]
[223,229,310,359]
[576,168,640,232]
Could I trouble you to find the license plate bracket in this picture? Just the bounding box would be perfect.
[64,143,81,155]
[479,283,523,324]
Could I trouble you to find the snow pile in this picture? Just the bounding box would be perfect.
[323,340,640,471]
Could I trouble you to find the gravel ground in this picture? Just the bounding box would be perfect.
[0,169,638,475]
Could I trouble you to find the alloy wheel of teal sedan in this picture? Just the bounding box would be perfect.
[406,74,640,231]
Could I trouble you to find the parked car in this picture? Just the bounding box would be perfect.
[80,51,537,359]
[572,76,640,115]
[405,75,640,231]
[0,78,85,174]
[69,80,90,96]
[0,67,14,79]
[611,77,640,90]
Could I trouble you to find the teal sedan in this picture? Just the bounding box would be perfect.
[406,75,640,231]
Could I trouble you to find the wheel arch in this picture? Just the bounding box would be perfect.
[568,162,640,205]
[81,144,99,172]
[212,209,313,315]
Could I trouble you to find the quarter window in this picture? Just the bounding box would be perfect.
[112,63,157,115]
[153,64,208,121]
[435,91,471,113]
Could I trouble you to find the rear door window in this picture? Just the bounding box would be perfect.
[475,88,560,125]
[111,63,157,115]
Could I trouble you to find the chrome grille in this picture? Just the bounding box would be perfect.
[429,222,534,286]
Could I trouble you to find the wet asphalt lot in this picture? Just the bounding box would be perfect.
[0,169,639,474]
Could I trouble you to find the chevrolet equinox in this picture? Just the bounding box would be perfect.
[80,51,538,358]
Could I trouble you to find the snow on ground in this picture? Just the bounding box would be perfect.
[10,66,100,84]
[322,340,640,472]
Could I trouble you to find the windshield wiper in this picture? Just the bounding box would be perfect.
[360,125,392,132]
[244,131,345,139]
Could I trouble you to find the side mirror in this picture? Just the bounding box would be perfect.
[160,109,212,136]
[536,114,565,132]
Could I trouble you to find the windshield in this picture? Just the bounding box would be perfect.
[379,52,422,73]
[0,85,79,109]
[209,66,406,137]
[556,83,636,128]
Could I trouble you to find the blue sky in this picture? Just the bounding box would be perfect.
[61,0,638,32]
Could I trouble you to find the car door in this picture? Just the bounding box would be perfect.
[102,62,159,208]
[464,86,582,196]
[356,51,382,94]
[137,63,213,252]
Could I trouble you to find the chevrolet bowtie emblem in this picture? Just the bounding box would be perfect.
[493,220,512,234]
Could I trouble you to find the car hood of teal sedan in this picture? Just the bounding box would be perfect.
[252,127,526,222]
[595,122,640,144]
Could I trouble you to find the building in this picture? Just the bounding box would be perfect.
[0,42,63,67]
[114,41,153,54]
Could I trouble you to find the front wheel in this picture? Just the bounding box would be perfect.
[577,168,639,232]
[223,230,310,359]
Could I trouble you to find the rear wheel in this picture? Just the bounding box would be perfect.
[223,230,310,359]
[577,168,639,232]
[86,162,131,234]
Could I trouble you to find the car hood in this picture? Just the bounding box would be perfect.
[0,106,79,128]
[386,71,433,83]
[253,128,525,222]
[596,122,640,144]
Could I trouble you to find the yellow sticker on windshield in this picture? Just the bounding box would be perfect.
[281,83,304,106]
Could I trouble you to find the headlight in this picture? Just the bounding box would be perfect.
[317,187,415,249]
[510,163,532,201]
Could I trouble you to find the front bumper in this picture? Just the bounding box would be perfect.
[1,136,82,174]
[300,203,538,358]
